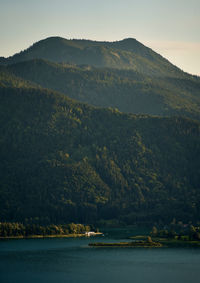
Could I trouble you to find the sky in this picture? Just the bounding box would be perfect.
[0,0,200,75]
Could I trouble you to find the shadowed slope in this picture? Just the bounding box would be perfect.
[0,84,200,224]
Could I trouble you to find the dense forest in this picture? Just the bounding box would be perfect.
[0,222,91,237]
[0,85,200,225]
[0,37,200,226]
[1,59,199,120]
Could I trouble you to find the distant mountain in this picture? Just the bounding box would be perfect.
[4,59,200,120]
[0,84,200,224]
[0,36,190,77]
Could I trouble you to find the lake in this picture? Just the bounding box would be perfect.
[1,228,200,283]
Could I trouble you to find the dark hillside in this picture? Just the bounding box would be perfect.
[0,85,199,224]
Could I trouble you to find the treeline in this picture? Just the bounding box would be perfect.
[151,221,200,241]
[0,222,91,238]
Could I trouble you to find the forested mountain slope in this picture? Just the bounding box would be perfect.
[0,37,200,225]
[0,85,200,225]
[5,59,200,120]
[0,37,192,77]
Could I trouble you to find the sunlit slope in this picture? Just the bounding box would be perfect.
[5,59,200,120]
[0,37,191,77]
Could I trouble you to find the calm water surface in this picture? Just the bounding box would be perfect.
[0,228,200,283]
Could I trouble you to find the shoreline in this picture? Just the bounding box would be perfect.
[130,236,200,248]
[89,241,162,248]
[0,232,103,240]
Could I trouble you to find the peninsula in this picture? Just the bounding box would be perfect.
[89,237,162,248]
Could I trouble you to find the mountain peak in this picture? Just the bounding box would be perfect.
[121,38,137,42]
[1,36,184,77]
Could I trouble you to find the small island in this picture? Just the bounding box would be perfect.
[89,236,162,248]
[128,222,200,248]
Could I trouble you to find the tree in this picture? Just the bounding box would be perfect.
[151,226,158,236]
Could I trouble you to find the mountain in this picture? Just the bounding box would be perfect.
[4,59,200,120]
[0,64,38,89]
[0,83,200,225]
[0,36,190,77]
[1,37,200,120]
[0,37,200,226]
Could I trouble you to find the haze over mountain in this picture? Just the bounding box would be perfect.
[1,56,200,120]
[0,36,191,78]
[1,36,199,121]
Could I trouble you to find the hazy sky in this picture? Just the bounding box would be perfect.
[0,0,200,75]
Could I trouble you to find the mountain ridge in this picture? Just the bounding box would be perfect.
[3,58,200,121]
[0,36,190,78]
